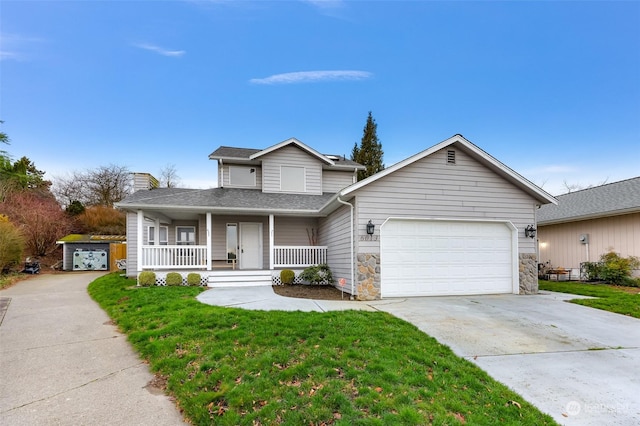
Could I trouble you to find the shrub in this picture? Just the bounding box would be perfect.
[0,216,24,273]
[166,272,183,286]
[581,262,603,281]
[187,273,202,286]
[138,271,156,287]
[598,251,640,286]
[280,269,295,285]
[299,264,333,285]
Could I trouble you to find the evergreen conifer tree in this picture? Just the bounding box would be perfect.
[351,111,384,180]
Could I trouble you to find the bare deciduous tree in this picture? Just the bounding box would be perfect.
[0,191,72,256]
[158,163,181,188]
[53,164,132,207]
[562,177,609,194]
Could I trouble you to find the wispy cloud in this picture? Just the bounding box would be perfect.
[0,33,45,61]
[133,43,185,57]
[250,70,372,85]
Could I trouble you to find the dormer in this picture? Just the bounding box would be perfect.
[209,138,365,194]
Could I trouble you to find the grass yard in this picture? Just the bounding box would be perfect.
[539,280,640,318]
[89,273,557,425]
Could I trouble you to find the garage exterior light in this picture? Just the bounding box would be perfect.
[366,220,375,235]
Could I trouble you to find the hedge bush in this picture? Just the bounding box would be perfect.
[280,269,295,285]
[138,271,156,287]
[187,273,202,286]
[599,251,640,286]
[299,264,333,285]
[0,218,24,273]
[166,272,183,286]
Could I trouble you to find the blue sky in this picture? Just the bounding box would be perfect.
[1,0,639,196]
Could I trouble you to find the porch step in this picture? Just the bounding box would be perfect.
[207,270,273,287]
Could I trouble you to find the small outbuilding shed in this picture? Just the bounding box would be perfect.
[56,234,126,271]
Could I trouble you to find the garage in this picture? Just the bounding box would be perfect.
[380,218,517,297]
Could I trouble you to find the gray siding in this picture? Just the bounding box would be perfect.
[322,170,354,193]
[319,204,353,293]
[126,212,137,277]
[353,148,538,255]
[261,146,323,194]
[274,217,319,246]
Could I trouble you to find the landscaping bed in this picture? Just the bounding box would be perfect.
[272,284,346,300]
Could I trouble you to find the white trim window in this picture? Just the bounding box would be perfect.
[280,165,305,192]
[148,226,168,245]
[176,226,196,246]
[229,166,256,187]
[226,223,238,264]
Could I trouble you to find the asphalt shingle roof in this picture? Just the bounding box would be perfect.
[537,177,640,224]
[208,145,363,169]
[118,187,335,213]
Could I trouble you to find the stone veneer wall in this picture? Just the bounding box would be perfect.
[355,253,381,300]
[519,253,538,294]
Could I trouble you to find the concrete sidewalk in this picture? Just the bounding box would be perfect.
[0,272,185,426]
[197,285,376,312]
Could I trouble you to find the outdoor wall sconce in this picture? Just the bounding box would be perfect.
[366,220,375,235]
[524,225,537,239]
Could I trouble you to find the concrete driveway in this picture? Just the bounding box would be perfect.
[0,272,185,426]
[368,292,640,426]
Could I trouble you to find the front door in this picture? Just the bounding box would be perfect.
[239,222,263,269]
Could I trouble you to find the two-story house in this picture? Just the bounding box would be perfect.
[116,135,556,300]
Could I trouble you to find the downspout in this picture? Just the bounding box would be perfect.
[337,194,355,299]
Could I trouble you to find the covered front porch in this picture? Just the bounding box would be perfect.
[135,210,327,284]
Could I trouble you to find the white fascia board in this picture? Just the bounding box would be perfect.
[116,203,325,217]
[249,137,335,166]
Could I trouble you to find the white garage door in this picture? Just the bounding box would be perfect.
[381,219,515,297]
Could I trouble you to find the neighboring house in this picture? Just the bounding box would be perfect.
[536,177,640,277]
[56,234,127,271]
[116,135,556,300]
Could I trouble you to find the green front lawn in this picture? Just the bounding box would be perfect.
[89,274,557,425]
[539,280,640,318]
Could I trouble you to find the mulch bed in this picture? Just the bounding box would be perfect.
[272,284,350,300]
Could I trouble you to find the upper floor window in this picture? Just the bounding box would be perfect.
[148,226,168,245]
[229,166,256,187]
[280,166,305,192]
[176,226,196,245]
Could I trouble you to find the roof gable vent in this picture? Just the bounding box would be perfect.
[447,150,456,164]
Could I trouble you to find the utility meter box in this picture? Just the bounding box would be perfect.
[579,234,589,244]
[73,249,108,271]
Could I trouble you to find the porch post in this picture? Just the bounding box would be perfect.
[269,214,274,270]
[154,218,160,246]
[206,212,212,271]
[137,210,143,272]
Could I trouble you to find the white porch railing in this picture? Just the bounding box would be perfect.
[273,245,327,268]
[141,245,207,269]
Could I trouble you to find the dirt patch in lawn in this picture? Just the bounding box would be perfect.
[272,284,350,300]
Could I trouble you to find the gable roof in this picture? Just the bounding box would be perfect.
[537,176,640,225]
[209,146,261,161]
[250,137,334,165]
[208,138,365,170]
[337,134,557,205]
